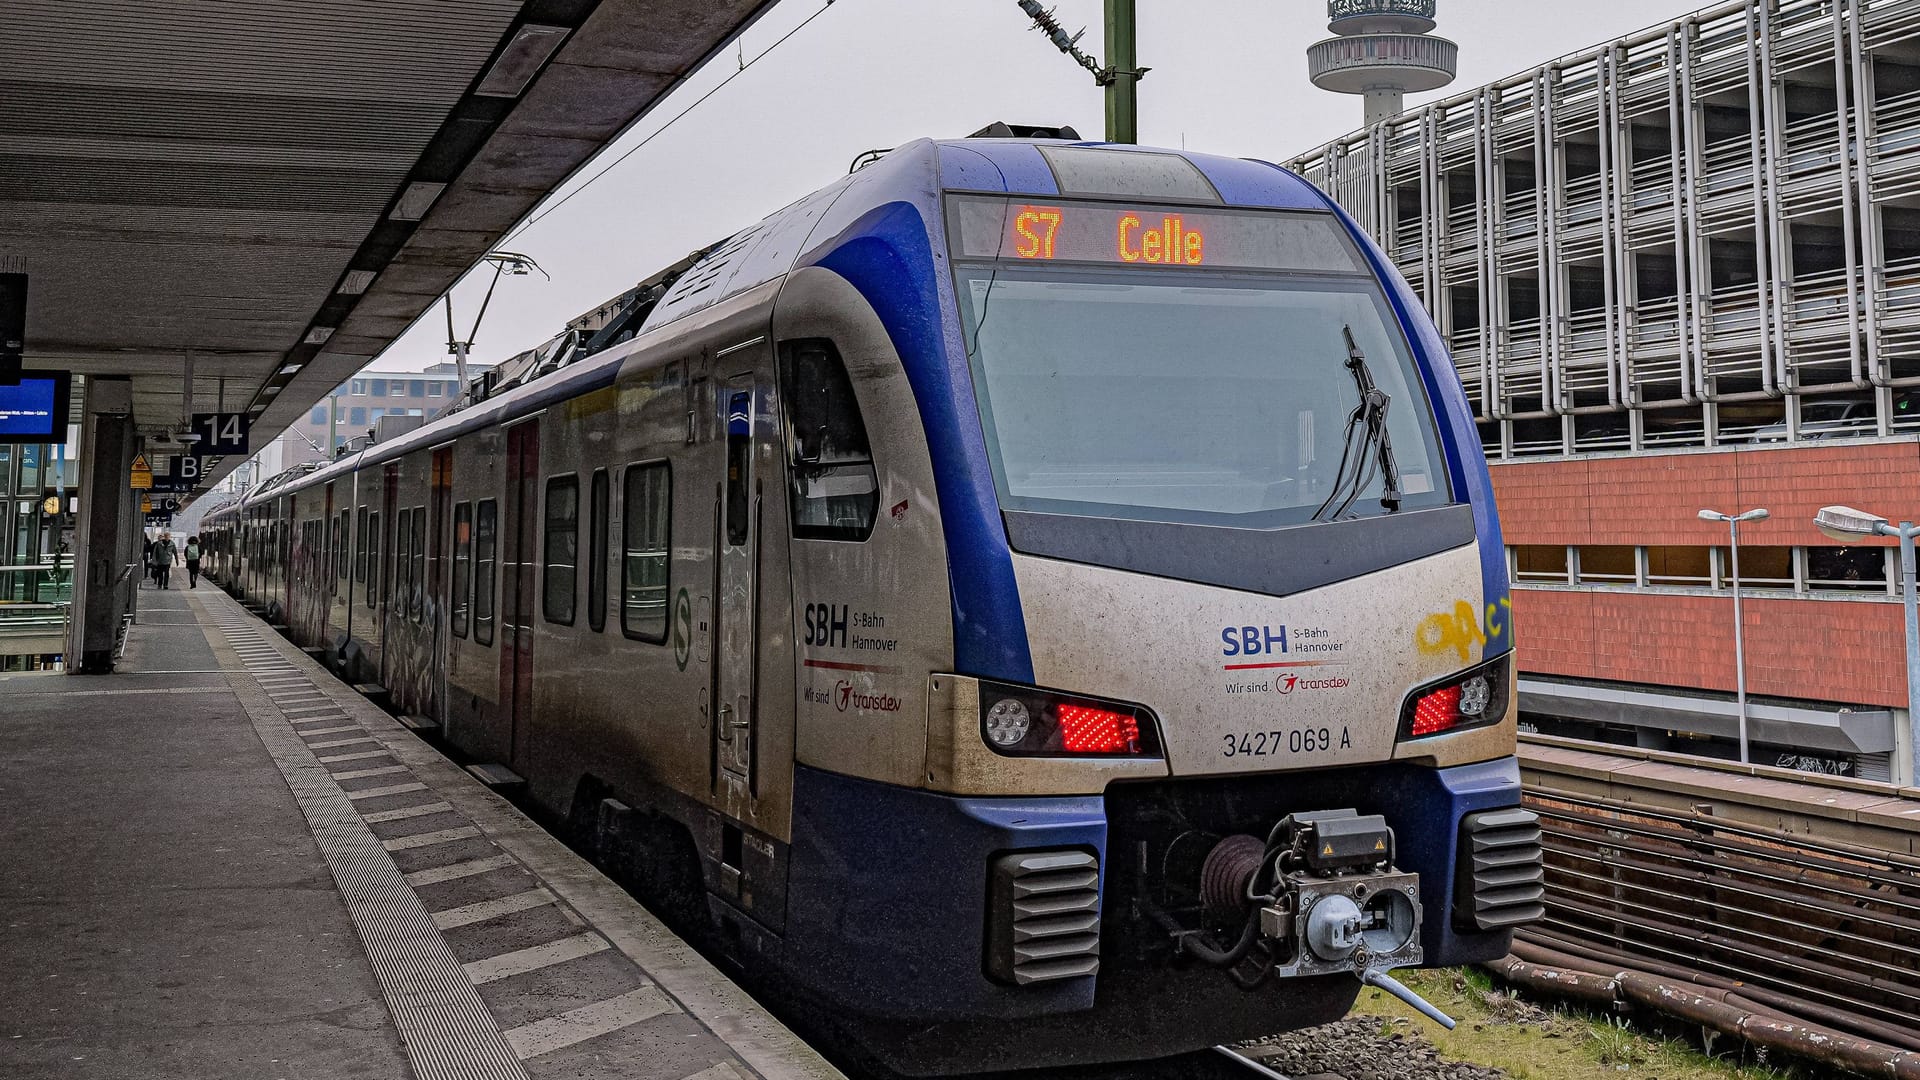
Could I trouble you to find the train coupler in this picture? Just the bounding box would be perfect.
[1195,809,1456,1028]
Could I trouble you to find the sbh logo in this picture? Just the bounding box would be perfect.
[1221,625,1287,657]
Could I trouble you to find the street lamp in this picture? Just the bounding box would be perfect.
[1700,507,1770,763]
[1815,504,1920,786]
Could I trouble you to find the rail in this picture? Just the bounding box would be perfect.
[1507,734,1920,1070]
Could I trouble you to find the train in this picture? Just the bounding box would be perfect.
[200,131,1543,1074]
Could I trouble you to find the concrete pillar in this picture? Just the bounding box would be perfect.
[1894,708,1915,787]
[68,377,136,674]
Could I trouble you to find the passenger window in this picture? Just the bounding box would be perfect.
[452,502,472,638]
[726,391,752,547]
[621,463,671,642]
[778,339,878,541]
[355,507,368,583]
[366,511,380,608]
[410,506,426,623]
[588,469,609,633]
[393,511,410,607]
[543,475,579,625]
[337,511,350,585]
[474,500,498,646]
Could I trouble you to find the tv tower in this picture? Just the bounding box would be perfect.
[1307,1,1458,128]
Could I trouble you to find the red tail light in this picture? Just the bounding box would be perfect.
[1400,655,1511,741]
[1057,704,1142,754]
[1410,684,1463,737]
[976,680,1162,758]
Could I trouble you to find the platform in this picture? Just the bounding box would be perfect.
[0,581,841,1080]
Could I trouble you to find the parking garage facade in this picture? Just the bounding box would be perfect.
[1290,0,1920,782]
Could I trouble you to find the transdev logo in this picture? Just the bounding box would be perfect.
[835,680,901,713]
[1275,673,1349,694]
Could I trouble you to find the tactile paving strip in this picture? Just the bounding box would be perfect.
[195,596,775,1080]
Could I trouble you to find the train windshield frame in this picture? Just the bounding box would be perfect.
[947,199,1453,530]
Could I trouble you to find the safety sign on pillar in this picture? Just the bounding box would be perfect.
[130,454,153,490]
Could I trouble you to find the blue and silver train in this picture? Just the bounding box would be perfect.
[202,134,1542,1073]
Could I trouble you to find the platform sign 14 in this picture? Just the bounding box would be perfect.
[191,412,250,456]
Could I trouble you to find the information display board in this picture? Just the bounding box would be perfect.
[0,369,70,443]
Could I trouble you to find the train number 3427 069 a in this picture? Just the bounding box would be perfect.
[1221,726,1351,758]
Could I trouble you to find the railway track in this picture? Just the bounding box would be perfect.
[1503,734,1920,1075]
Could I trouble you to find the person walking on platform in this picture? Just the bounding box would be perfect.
[150,531,178,590]
[184,535,203,589]
[141,531,157,586]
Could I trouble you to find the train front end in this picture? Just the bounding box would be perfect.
[784,141,1541,1073]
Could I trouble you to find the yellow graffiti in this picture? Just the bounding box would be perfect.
[1415,597,1511,663]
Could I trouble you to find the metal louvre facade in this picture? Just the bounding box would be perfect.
[1289,0,1920,457]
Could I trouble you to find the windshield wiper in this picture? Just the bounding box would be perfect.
[1311,325,1402,521]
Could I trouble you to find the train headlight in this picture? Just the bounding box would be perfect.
[975,680,1163,758]
[1457,675,1491,718]
[984,698,1032,747]
[1399,655,1509,740]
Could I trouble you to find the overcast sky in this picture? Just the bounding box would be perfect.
[371,0,1696,373]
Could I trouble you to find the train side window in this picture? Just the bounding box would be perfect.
[393,511,411,608]
[327,514,340,592]
[366,511,380,608]
[336,511,350,586]
[475,500,498,646]
[621,462,671,643]
[543,475,579,626]
[452,502,472,638]
[778,339,878,541]
[355,506,368,583]
[410,506,426,623]
[588,469,609,633]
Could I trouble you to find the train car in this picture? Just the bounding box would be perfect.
[199,134,1541,1073]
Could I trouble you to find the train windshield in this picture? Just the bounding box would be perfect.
[953,258,1451,528]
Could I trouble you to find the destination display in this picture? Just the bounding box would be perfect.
[947,195,1366,274]
[0,369,70,442]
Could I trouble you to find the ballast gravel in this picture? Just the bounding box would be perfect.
[1241,1018,1508,1080]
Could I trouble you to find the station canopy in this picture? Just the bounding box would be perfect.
[0,0,777,493]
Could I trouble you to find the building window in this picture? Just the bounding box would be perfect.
[588,469,608,633]
[622,463,671,642]
[543,475,579,625]
[350,407,366,426]
[310,406,327,424]
[1575,545,1636,586]
[351,379,368,395]
[1646,545,1710,587]
[371,381,387,398]
[370,408,385,421]
[1809,545,1886,591]
[778,339,878,541]
[451,502,472,637]
[474,500,497,645]
[1512,545,1570,584]
[428,382,444,397]
[1724,545,1794,590]
[410,380,425,397]
[410,506,426,621]
[392,380,409,397]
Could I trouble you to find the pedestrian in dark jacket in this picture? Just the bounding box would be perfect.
[150,532,178,590]
[142,534,157,585]
[184,536,203,588]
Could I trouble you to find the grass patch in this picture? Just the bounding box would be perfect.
[1348,968,1803,1080]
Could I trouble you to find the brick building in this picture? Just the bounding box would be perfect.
[1291,0,1920,782]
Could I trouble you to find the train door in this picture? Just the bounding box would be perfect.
[713,378,759,792]
[501,422,539,767]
